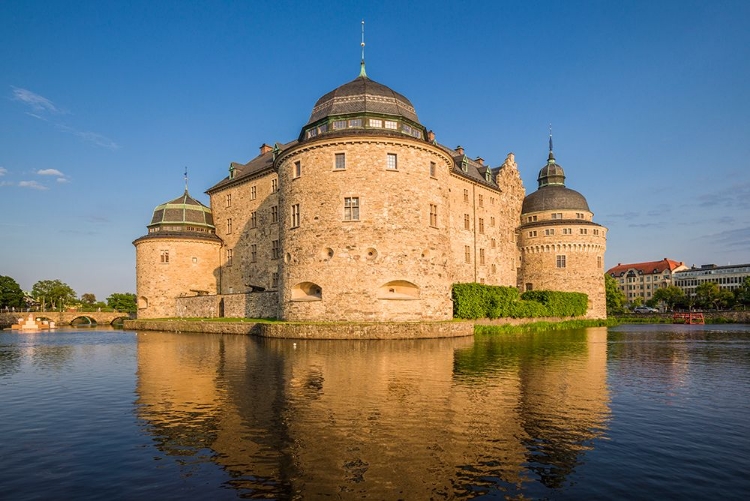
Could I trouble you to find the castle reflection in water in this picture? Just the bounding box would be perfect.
[135,329,610,498]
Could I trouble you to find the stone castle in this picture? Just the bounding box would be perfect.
[133,61,607,321]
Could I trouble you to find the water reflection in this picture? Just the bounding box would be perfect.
[135,329,610,498]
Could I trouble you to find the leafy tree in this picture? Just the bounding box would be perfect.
[604,274,626,314]
[695,282,721,309]
[81,293,97,304]
[0,275,26,309]
[652,285,685,311]
[107,293,136,314]
[735,277,750,307]
[31,279,77,311]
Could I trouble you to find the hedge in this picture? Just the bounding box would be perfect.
[452,283,588,319]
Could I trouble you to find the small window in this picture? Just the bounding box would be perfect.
[580,228,588,235]
[526,283,533,291]
[387,153,397,170]
[478,194,484,207]
[271,206,278,223]
[490,216,495,227]
[430,161,436,178]
[479,248,485,265]
[272,179,278,193]
[464,245,471,263]
[293,161,301,178]
[478,218,485,234]
[429,204,438,227]
[335,153,346,170]
[251,244,257,262]
[556,255,566,268]
[160,250,169,264]
[464,214,470,230]
[344,197,360,221]
[225,193,232,207]
[272,240,280,260]
[529,230,537,237]
[332,120,347,130]
[594,229,599,235]
[271,272,279,289]
[369,118,383,128]
[226,218,233,234]
[250,211,257,228]
[348,118,362,127]
[551,212,562,219]
[598,256,603,268]
[226,248,233,266]
[563,228,571,235]
[251,185,257,200]
[491,238,496,248]
[291,204,300,228]
[545,228,554,236]
[384,120,398,129]
[464,189,469,203]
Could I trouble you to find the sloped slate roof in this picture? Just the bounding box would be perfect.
[606,259,686,277]
[521,185,590,213]
[306,75,419,125]
[207,141,298,193]
[149,190,215,228]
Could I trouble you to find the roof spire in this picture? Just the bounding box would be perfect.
[184,166,188,192]
[359,19,367,78]
[548,124,555,162]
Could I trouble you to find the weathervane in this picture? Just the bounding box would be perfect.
[184,166,188,192]
[549,124,553,153]
[359,19,367,78]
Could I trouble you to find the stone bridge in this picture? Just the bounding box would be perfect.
[15,311,132,326]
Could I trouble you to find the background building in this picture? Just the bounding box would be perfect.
[606,259,688,304]
[673,263,750,299]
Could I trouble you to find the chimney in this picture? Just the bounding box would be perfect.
[427,130,435,143]
[475,157,484,165]
[260,143,273,155]
[456,145,464,155]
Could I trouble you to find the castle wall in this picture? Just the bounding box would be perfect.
[135,236,221,318]
[209,168,279,295]
[275,137,455,321]
[176,291,278,319]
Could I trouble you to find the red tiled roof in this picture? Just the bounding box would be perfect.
[606,258,685,276]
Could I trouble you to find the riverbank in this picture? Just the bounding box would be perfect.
[612,311,750,324]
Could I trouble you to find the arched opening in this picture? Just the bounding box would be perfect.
[138,296,149,309]
[291,282,323,301]
[71,316,97,326]
[378,280,420,300]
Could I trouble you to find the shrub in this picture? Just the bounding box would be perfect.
[453,283,588,319]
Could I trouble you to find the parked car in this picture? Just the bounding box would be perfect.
[633,306,659,313]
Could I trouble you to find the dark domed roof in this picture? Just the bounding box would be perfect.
[148,190,216,231]
[522,185,591,213]
[306,73,420,126]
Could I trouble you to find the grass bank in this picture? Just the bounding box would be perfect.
[474,318,616,335]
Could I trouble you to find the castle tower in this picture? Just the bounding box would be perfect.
[133,190,221,318]
[275,64,457,321]
[517,139,607,318]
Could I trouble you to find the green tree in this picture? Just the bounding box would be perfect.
[32,279,77,311]
[605,274,626,314]
[652,285,685,311]
[81,293,97,304]
[735,277,750,307]
[107,293,136,314]
[695,282,721,309]
[0,275,26,309]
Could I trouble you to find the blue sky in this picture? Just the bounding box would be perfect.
[1,0,748,300]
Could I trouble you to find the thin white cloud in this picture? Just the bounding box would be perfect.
[10,86,119,150]
[0,181,13,187]
[0,167,7,176]
[11,87,62,114]
[56,177,70,184]
[37,168,64,176]
[18,180,48,190]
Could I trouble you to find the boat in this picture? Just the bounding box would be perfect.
[10,313,56,331]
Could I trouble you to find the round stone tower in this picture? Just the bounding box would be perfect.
[133,190,221,318]
[275,63,455,321]
[517,140,607,318]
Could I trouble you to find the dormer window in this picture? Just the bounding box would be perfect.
[461,157,468,173]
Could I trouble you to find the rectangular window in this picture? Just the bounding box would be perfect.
[344,197,360,221]
[226,248,233,267]
[429,204,438,227]
[492,264,497,273]
[563,228,571,235]
[545,228,555,236]
[490,216,495,227]
[387,153,397,170]
[580,228,588,235]
[226,218,233,234]
[430,161,436,178]
[335,153,346,170]
[294,161,301,178]
[479,218,485,234]
[464,214,470,230]
[551,212,562,219]
[464,189,469,203]
[576,213,584,219]
[491,238,496,248]
[593,229,599,235]
[598,256,603,268]
[529,230,537,237]
[272,179,278,193]
[160,250,169,264]
[272,240,280,260]
[369,118,383,128]
[226,193,232,207]
[384,120,398,129]
[271,272,279,289]
[291,204,300,228]
[250,211,257,229]
[251,244,257,263]
[557,255,566,268]
[332,120,347,130]
[479,248,485,265]
[271,206,278,223]
[464,245,471,264]
[490,197,495,205]
[251,185,257,200]
[348,118,362,127]
[478,194,484,207]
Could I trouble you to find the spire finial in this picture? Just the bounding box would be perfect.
[359,19,367,78]
[548,124,555,162]
[184,166,188,192]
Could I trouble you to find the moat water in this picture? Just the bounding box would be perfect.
[1,324,749,499]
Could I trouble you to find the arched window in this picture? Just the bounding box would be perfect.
[377,280,420,300]
[291,282,323,301]
[138,296,149,309]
